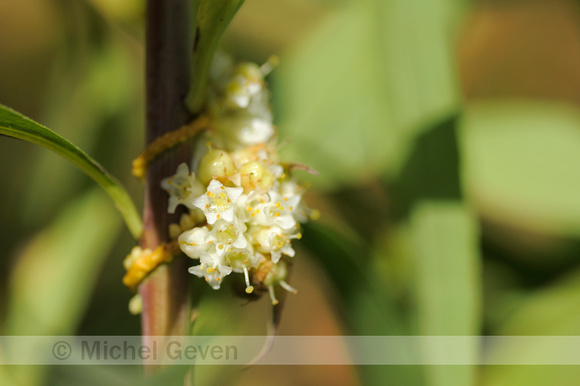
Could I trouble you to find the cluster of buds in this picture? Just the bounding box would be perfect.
[160,58,311,304]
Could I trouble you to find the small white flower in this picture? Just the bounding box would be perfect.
[188,251,233,290]
[243,190,301,230]
[245,87,273,122]
[280,181,299,196]
[223,247,263,294]
[280,181,308,222]
[192,179,243,224]
[161,163,204,213]
[237,190,268,222]
[225,246,262,272]
[178,226,211,259]
[206,218,248,258]
[224,63,264,109]
[268,163,284,179]
[249,226,296,263]
[262,191,301,230]
[216,115,274,147]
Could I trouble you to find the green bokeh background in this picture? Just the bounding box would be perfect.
[1,0,580,385]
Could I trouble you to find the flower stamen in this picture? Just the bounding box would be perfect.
[243,267,254,293]
[268,286,279,305]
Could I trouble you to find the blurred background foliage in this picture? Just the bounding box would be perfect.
[1,0,580,385]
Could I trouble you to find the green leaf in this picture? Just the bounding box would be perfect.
[185,0,246,113]
[460,100,580,237]
[391,115,462,217]
[301,222,423,385]
[408,201,481,386]
[0,104,142,239]
[391,114,480,386]
[275,0,461,190]
[409,202,481,334]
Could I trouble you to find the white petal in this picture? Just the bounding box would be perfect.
[192,194,208,211]
[167,197,180,214]
[220,265,233,275]
[221,208,235,223]
[228,173,241,186]
[178,227,210,258]
[275,215,296,230]
[287,195,301,207]
[188,265,203,277]
[225,186,244,202]
[233,234,248,249]
[215,245,227,258]
[199,251,218,265]
[268,164,283,178]
[239,118,274,145]
[177,162,190,174]
[271,250,282,264]
[206,212,218,225]
[281,244,295,258]
[207,179,222,191]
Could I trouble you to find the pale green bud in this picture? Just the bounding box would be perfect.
[197,149,235,185]
[240,161,274,191]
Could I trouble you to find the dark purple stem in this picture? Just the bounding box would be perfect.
[140,0,192,369]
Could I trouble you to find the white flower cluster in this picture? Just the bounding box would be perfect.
[161,59,307,304]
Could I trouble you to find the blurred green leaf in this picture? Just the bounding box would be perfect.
[0,104,142,239]
[482,268,580,386]
[301,222,404,334]
[189,282,269,386]
[276,0,460,189]
[388,113,480,386]
[408,201,481,386]
[391,115,462,217]
[186,0,246,113]
[9,16,143,236]
[409,202,481,334]
[0,189,122,385]
[87,0,144,25]
[460,100,580,237]
[301,222,423,385]
[46,365,144,386]
[21,14,143,227]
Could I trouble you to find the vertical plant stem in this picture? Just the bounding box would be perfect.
[140,0,192,371]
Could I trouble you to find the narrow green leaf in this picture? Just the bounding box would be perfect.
[185,0,246,113]
[410,202,481,335]
[393,116,480,386]
[409,201,480,386]
[0,104,142,239]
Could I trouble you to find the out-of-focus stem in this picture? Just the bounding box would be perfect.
[140,0,192,372]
